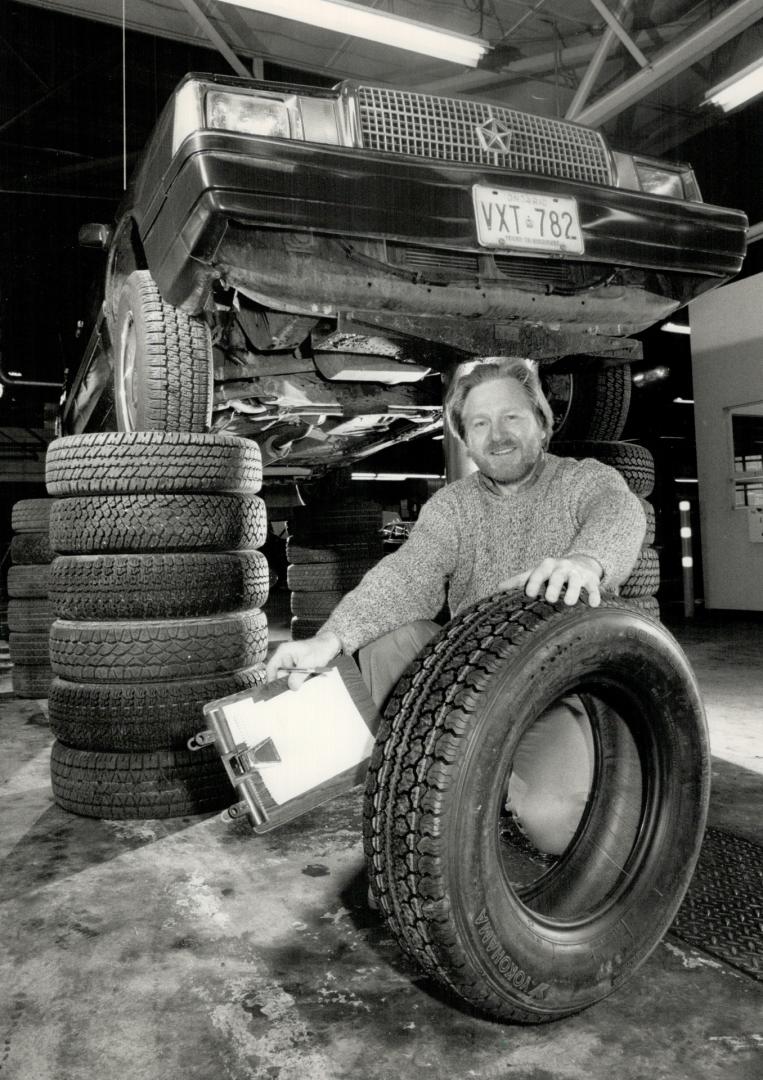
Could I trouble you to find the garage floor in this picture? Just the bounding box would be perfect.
[1,602,761,1080]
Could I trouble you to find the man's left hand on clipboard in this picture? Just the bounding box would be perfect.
[266,630,343,691]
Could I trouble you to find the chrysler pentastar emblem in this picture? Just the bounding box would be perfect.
[475,116,513,154]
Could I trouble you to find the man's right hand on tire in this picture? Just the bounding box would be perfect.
[266,630,343,690]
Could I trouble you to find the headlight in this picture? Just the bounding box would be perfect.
[633,161,686,199]
[206,90,295,139]
[613,151,702,201]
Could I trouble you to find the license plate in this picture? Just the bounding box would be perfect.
[473,185,584,255]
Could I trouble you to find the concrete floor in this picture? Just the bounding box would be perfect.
[1,602,761,1080]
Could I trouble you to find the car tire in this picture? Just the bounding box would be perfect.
[50,741,230,819]
[641,499,656,545]
[620,547,660,599]
[623,595,660,619]
[7,599,55,633]
[552,440,655,497]
[49,550,269,620]
[290,616,326,640]
[49,493,267,554]
[11,498,53,533]
[287,500,382,543]
[286,559,376,591]
[364,591,708,1023]
[7,564,51,598]
[49,609,268,683]
[290,590,345,618]
[10,532,56,565]
[285,538,384,564]
[544,363,631,442]
[46,431,262,496]
[48,665,266,751]
[113,269,213,433]
[9,632,51,666]
[11,664,53,699]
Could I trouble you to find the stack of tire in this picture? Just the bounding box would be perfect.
[8,498,56,698]
[44,431,270,820]
[286,499,384,640]
[554,440,659,618]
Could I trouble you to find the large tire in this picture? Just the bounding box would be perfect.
[46,432,261,496]
[49,551,269,620]
[553,440,654,497]
[290,616,325,640]
[50,741,230,820]
[12,664,53,698]
[49,609,268,683]
[7,599,55,633]
[48,665,266,751]
[290,590,344,619]
[49,493,267,554]
[288,500,382,543]
[11,499,53,533]
[113,269,213,433]
[7,564,51,598]
[364,591,708,1023]
[10,532,56,565]
[286,538,384,564]
[620,547,660,599]
[543,363,631,443]
[286,559,376,591]
[9,632,51,666]
[640,499,656,546]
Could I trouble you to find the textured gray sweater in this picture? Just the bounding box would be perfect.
[323,453,647,654]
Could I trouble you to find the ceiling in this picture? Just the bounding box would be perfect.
[1,0,763,401]
[12,0,763,157]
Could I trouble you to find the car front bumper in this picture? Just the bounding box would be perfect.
[138,131,747,340]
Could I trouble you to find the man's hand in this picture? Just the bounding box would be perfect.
[499,555,603,607]
[265,630,343,690]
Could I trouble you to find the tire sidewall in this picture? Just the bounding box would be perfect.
[439,606,709,1017]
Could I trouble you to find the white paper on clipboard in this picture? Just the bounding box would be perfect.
[220,668,375,805]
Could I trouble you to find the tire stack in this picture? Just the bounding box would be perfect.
[286,499,384,640]
[44,431,270,820]
[554,440,660,618]
[8,498,56,698]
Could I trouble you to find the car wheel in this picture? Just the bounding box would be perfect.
[364,591,709,1022]
[543,363,631,443]
[114,269,213,432]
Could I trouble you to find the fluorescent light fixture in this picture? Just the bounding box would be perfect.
[673,397,695,405]
[216,0,489,66]
[661,320,690,335]
[703,56,763,113]
[352,472,444,481]
[675,478,699,484]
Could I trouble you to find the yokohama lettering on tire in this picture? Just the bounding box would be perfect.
[364,591,709,1022]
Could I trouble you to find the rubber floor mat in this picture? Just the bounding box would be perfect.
[669,826,762,981]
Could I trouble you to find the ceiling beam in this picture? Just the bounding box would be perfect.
[566,0,633,119]
[586,0,649,68]
[574,0,763,127]
[177,0,249,77]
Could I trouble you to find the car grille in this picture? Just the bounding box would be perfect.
[387,242,610,288]
[355,85,613,186]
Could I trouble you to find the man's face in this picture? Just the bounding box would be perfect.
[461,377,546,485]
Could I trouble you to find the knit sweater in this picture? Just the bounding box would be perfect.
[323,453,647,654]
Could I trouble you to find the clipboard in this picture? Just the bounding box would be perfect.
[190,654,381,832]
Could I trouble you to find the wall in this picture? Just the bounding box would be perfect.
[690,273,763,611]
